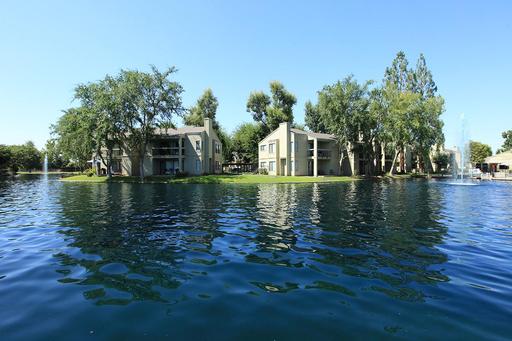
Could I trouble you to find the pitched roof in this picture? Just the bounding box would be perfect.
[290,128,336,140]
[153,125,205,136]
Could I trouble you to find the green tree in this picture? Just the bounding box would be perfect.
[317,75,381,175]
[119,66,184,181]
[231,122,261,163]
[51,107,95,171]
[469,141,492,164]
[74,75,127,178]
[304,100,325,133]
[9,141,42,172]
[498,130,512,153]
[0,145,12,172]
[44,138,67,170]
[432,151,449,172]
[184,88,219,129]
[412,53,437,98]
[246,81,296,134]
[384,51,413,92]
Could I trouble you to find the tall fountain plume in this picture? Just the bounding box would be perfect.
[43,154,48,174]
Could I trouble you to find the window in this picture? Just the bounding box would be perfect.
[195,140,201,151]
[269,161,275,172]
[215,141,221,154]
[260,161,267,168]
[215,161,220,170]
[196,159,201,172]
[269,143,275,154]
[260,144,266,151]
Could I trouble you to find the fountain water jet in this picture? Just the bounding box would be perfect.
[448,113,477,186]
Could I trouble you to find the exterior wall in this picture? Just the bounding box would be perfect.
[96,118,222,176]
[293,133,308,175]
[258,123,340,176]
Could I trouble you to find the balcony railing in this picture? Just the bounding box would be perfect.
[152,148,183,156]
[307,149,332,159]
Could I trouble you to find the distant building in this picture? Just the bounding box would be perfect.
[97,118,222,176]
[485,150,512,173]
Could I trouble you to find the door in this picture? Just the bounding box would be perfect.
[281,159,286,176]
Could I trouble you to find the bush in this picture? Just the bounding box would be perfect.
[175,171,189,178]
[257,168,268,175]
[85,168,96,177]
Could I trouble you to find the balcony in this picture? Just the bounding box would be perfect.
[152,148,184,157]
[307,149,332,159]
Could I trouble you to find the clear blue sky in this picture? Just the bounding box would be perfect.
[1,0,511,152]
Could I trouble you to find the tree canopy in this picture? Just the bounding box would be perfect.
[498,130,512,153]
[246,81,296,134]
[470,141,492,164]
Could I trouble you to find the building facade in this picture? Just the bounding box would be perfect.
[258,122,341,176]
[98,118,222,176]
[257,122,419,176]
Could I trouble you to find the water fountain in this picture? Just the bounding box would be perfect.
[43,154,48,174]
[448,113,477,186]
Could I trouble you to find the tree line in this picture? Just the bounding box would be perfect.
[21,52,512,178]
[233,51,445,175]
[0,142,42,173]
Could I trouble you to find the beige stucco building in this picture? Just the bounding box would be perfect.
[98,118,222,176]
[258,122,341,176]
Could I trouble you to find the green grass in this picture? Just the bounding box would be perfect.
[61,174,358,184]
[17,171,79,175]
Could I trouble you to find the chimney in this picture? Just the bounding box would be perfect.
[204,118,213,133]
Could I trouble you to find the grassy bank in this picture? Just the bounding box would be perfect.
[61,174,358,184]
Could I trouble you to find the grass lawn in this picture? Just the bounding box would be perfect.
[61,174,358,184]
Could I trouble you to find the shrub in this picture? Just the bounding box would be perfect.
[85,168,96,177]
[257,168,268,175]
[175,171,189,178]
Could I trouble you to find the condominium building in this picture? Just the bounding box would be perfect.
[258,122,341,176]
[97,118,222,176]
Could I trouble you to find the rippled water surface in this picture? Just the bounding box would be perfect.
[1,175,511,340]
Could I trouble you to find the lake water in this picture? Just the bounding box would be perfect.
[1,175,511,340]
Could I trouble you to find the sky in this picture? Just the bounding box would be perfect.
[1,0,511,152]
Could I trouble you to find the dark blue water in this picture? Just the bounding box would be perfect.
[1,175,511,340]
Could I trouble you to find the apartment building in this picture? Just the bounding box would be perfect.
[98,118,222,176]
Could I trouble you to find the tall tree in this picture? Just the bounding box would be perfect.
[246,81,296,134]
[469,141,492,164]
[0,145,13,172]
[183,88,219,129]
[412,53,437,98]
[384,51,413,92]
[498,130,512,153]
[51,108,95,171]
[119,66,184,181]
[317,75,380,175]
[304,101,325,133]
[74,76,124,178]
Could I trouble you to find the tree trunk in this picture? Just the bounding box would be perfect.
[139,144,146,182]
[106,147,113,179]
[388,150,400,176]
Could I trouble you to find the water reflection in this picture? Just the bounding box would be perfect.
[53,180,450,305]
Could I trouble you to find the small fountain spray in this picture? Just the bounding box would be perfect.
[43,154,48,175]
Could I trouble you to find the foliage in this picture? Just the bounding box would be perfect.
[257,168,268,175]
[469,141,492,164]
[304,101,325,133]
[231,122,262,163]
[6,142,42,172]
[246,81,296,134]
[432,151,449,171]
[497,130,512,153]
[51,107,95,170]
[0,145,13,171]
[43,139,67,169]
[182,88,233,161]
[183,88,219,129]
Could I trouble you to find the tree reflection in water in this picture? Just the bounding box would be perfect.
[55,180,449,305]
